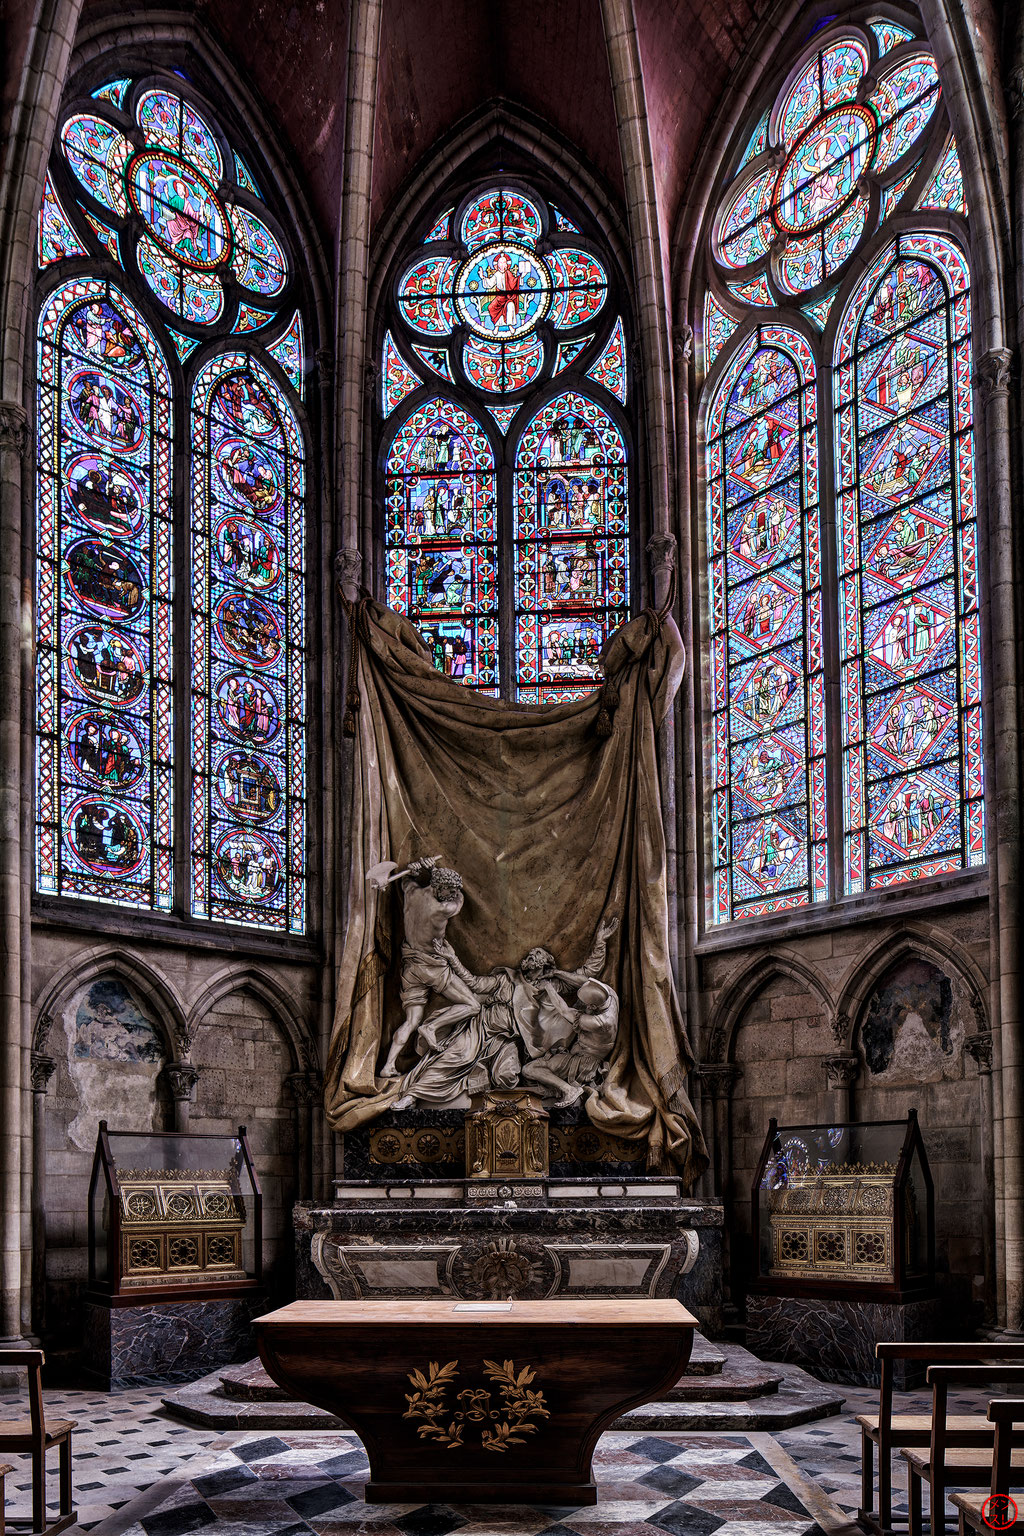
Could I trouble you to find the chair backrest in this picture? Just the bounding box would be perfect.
[0,1350,46,1442]
[989,1398,1024,1498]
[874,1344,1024,1443]
[926,1365,1024,1466]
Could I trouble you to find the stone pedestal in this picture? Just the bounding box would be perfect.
[295,1179,723,1335]
[83,1294,266,1388]
[746,1290,942,1387]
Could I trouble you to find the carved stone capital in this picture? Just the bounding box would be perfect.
[363,361,378,400]
[976,348,1013,402]
[0,402,28,459]
[335,547,363,603]
[163,1063,200,1103]
[824,1052,860,1090]
[174,1021,198,1060]
[315,348,336,390]
[964,1031,993,1073]
[287,1070,321,1106]
[672,323,693,363]
[30,1054,56,1094]
[693,1062,740,1099]
[646,532,677,578]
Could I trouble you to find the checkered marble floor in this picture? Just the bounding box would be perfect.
[0,1384,222,1532]
[777,1381,997,1527]
[108,1430,833,1536]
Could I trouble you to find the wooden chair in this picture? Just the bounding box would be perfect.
[950,1399,1024,1536]
[0,1462,14,1536]
[857,1342,1024,1536]
[902,1365,1024,1536]
[0,1351,75,1535]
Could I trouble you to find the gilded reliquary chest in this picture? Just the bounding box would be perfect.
[767,1165,899,1283]
[117,1169,247,1286]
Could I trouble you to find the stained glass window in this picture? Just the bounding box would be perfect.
[835,235,982,890]
[381,181,631,700]
[706,331,825,921]
[36,69,309,932]
[189,355,306,930]
[701,18,983,921]
[384,399,498,691]
[515,392,629,703]
[36,280,173,909]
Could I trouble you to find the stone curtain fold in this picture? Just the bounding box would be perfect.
[324,598,708,1186]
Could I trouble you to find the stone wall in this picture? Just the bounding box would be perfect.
[697,901,992,1324]
[31,926,320,1350]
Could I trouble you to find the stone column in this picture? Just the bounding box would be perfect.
[824,1053,860,1124]
[336,0,383,557]
[975,346,1020,1328]
[287,1071,319,1201]
[29,1054,55,1340]
[0,404,28,1345]
[965,1031,996,1317]
[693,1064,740,1200]
[599,0,675,552]
[163,1064,200,1132]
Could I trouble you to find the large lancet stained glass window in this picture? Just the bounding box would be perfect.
[836,234,982,891]
[36,70,309,931]
[701,14,982,922]
[190,354,307,932]
[706,330,825,921]
[36,280,173,908]
[380,181,631,701]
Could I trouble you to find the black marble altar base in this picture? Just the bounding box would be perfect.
[295,1184,723,1335]
[343,1104,651,1181]
[746,1290,942,1387]
[83,1295,266,1388]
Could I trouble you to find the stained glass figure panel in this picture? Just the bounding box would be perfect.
[381,330,422,416]
[384,399,498,692]
[36,279,173,909]
[586,317,627,404]
[39,171,87,266]
[706,330,826,922]
[513,391,629,702]
[835,235,982,891]
[189,353,306,932]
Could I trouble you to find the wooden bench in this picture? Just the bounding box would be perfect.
[950,1399,1024,1536]
[0,1350,76,1536]
[901,1365,1024,1536]
[857,1343,1024,1536]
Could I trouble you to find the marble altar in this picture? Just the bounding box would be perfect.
[295,1177,723,1334]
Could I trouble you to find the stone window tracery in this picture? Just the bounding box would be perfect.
[36,68,309,932]
[379,180,632,702]
[700,10,981,924]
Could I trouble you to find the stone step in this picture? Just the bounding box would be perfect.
[617,1361,845,1431]
[682,1333,725,1376]
[668,1341,783,1400]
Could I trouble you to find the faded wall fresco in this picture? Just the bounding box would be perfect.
[861,958,965,1086]
[72,977,165,1063]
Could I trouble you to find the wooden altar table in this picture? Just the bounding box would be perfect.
[255,1297,696,1505]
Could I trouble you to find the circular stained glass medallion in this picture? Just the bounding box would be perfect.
[66,539,146,621]
[126,151,230,270]
[215,437,283,516]
[65,709,146,790]
[214,593,282,668]
[65,454,147,538]
[215,514,282,590]
[213,828,282,902]
[773,104,876,236]
[213,749,282,822]
[67,795,147,875]
[453,242,551,340]
[65,624,147,707]
[214,672,282,744]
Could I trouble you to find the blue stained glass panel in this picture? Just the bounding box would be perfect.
[36,280,174,909]
[706,330,827,922]
[189,355,306,932]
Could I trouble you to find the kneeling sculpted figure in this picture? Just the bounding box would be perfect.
[373,856,619,1111]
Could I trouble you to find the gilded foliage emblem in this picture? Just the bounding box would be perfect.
[403,1357,549,1452]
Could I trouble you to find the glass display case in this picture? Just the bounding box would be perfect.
[751,1112,933,1299]
[88,1122,262,1301]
